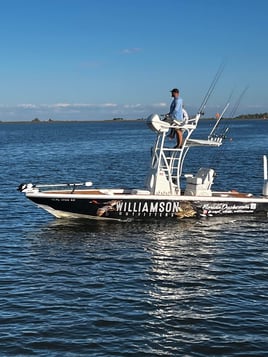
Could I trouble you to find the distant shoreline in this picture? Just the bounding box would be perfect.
[1,117,267,124]
[0,119,144,124]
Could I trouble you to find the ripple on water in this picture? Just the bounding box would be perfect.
[1,121,268,355]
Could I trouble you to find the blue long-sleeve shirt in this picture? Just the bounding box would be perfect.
[169,97,183,121]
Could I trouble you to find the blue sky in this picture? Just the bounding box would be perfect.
[0,0,268,121]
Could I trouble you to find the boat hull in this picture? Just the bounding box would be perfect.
[27,193,268,221]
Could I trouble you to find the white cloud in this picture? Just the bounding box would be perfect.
[18,104,38,109]
[101,103,117,108]
[121,48,142,55]
[0,102,125,121]
[1,100,256,122]
[49,103,118,109]
[52,103,71,108]
[123,104,142,109]
[152,102,167,108]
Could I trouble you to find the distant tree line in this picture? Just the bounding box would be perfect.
[234,112,268,119]
[206,112,268,120]
[32,118,53,123]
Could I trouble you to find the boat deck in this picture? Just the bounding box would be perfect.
[40,189,254,198]
[213,191,253,198]
[46,190,108,195]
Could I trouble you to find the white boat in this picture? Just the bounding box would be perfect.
[18,107,268,221]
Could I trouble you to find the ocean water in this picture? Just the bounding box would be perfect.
[1,119,268,356]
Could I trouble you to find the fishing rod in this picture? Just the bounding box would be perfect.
[197,62,225,116]
[17,181,93,192]
[220,85,249,135]
[208,89,234,139]
[34,181,93,188]
[208,102,230,139]
[228,85,249,118]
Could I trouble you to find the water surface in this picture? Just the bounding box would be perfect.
[1,119,268,356]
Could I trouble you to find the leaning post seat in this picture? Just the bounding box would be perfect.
[184,168,215,196]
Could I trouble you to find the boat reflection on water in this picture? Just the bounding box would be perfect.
[22,215,268,354]
[143,216,268,353]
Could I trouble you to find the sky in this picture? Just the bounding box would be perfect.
[0,0,268,121]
